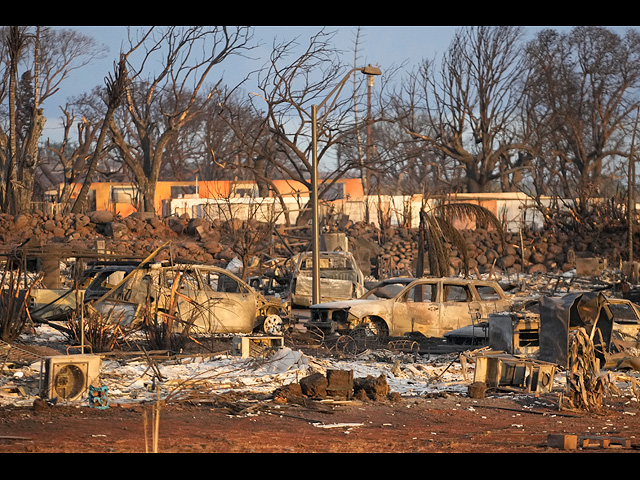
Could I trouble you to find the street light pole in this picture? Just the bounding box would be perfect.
[628,106,639,278]
[311,103,320,304]
[311,65,381,305]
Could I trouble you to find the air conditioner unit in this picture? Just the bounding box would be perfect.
[41,354,102,402]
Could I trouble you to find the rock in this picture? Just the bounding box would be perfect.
[468,382,487,399]
[147,216,162,228]
[485,248,498,263]
[203,241,222,255]
[109,222,129,239]
[527,263,547,274]
[504,245,518,256]
[89,210,114,224]
[182,241,200,252]
[354,374,390,401]
[548,243,564,255]
[186,217,205,235]
[497,254,516,269]
[326,369,354,400]
[13,214,29,229]
[75,214,91,228]
[530,251,546,264]
[32,397,53,412]
[299,372,328,398]
[387,391,403,403]
[168,217,187,234]
[43,219,57,232]
[273,382,303,402]
[353,388,370,402]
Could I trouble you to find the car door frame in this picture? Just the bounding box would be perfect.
[440,280,482,335]
[195,266,258,333]
[390,279,441,337]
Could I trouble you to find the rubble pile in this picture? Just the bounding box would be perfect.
[0,211,248,266]
[0,210,633,278]
[274,369,394,403]
[342,222,624,277]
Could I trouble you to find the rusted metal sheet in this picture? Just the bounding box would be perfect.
[539,292,614,367]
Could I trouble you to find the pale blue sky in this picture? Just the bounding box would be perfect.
[41,26,460,141]
[42,26,633,142]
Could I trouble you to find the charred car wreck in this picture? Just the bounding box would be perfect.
[289,251,365,308]
[29,261,289,336]
[307,277,512,341]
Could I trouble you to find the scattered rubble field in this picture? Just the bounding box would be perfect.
[2,320,640,453]
[2,329,640,454]
[1,392,639,453]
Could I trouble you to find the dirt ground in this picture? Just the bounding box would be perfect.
[1,383,639,453]
[2,315,639,453]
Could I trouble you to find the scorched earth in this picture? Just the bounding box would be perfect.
[1,324,640,453]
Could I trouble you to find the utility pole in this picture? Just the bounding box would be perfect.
[364,65,375,195]
[629,107,639,273]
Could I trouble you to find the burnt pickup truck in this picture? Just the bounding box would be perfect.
[289,251,365,308]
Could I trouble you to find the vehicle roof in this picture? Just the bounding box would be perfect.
[381,277,417,283]
[85,262,252,286]
[378,276,503,286]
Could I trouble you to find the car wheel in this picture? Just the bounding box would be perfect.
[350,317,389,345]
[335,335,357,355]
[262,314,283,335]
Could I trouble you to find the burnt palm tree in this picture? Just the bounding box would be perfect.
[416,201,505,278]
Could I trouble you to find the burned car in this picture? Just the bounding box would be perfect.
[289,251,365,307]
[27,261,141,322]
[308,277,512,340]
[75,262,288,335]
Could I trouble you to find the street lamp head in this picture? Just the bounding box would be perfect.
[361,64,382,76]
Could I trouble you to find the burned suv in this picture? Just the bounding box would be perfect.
[308,277,512,341]
[82,262,288,335]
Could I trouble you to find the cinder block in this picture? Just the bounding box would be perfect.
[548,434,578,450]
[576,257,606,276]
[232,336,284,358]
[326,369,354,399]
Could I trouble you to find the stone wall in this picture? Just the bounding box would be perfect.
[0,210,631,281]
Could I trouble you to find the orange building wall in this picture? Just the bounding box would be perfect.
[66,178,365,217]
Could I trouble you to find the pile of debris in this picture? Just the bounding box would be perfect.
[0,211,253,267]
[0,209,634,282]
[334,220,626,279]
[273,369,397,404]
[562,327,616,412]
